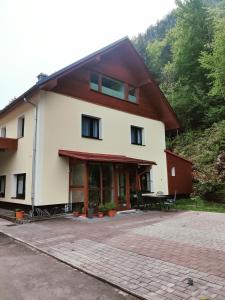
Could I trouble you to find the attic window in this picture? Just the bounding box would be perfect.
[90,73,138,103]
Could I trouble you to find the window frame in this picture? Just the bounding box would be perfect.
[89,72,139,103]
[16,173,26,199]
[17,116,25,138]
[131,125,144,146]
[81,115,101,140]
[0,175,6,198]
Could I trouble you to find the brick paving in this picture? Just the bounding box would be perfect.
[1,211,225,299]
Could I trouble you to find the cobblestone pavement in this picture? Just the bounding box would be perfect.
[1,211,225,299]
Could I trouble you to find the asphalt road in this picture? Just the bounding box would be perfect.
[0,233,137,300]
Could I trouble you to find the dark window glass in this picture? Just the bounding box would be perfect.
[1,127,6,137]
[16,174,26,199]
[140,172,151,192]
[82,115,100,139]
[128,86,137,103]
[18,116,25,138]
[131,126,143,145]
[0,176,6,197]
[90,73,99,91]
[102,76,125,99]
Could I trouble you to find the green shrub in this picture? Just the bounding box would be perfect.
[105,202,116,211]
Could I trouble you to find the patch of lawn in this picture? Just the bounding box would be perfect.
[176,197,225,213]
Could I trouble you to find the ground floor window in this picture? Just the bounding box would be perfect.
[0,175,6,197]
[16,173,26,199]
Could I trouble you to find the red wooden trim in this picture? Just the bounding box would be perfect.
[126,169,131,209]
[113,165,118,208]
[100,165,103,204]
[84,162,89,215]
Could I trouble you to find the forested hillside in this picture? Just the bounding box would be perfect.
[133,0,225,197]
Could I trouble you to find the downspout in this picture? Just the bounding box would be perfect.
[24,97,38,216]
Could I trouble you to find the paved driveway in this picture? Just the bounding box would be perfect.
[1,211,225,299]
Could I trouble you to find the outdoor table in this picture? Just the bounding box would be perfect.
[141,194,169,210]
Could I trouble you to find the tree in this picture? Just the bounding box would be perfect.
[200,15,225,99]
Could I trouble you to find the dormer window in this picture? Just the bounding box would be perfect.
[90,72,138,103]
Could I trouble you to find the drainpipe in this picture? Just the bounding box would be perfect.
[24,97,38,216]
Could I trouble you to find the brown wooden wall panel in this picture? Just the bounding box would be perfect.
[0,138,18,151]
[166,152,193,195]
[53,69,162,122]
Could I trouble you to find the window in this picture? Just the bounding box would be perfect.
[131,126,143,145]
[82,115,100,139]
[102,76,125,100]
[1,127,6,137]
[90,72,138,103]
[128,85,137,102]
[171,167,176,177]
[0,176,6,198]
[16,174,26,199]
[90,73,99,91]
[17,116,25,138]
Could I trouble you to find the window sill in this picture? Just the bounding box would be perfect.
[131,143,146,146]
[11,196,25,200]
[82,136,102,141]
[90,89,139,105]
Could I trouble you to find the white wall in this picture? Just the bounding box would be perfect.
[0,99,37,205]
[35,91,168,206]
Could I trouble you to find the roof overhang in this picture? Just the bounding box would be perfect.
[59,149,156,165]
[0,138,18,151]
[165,150,193,165]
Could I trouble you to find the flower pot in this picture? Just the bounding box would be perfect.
[98,212,104,218]
[15,210,25,220]
[108,209,116,217]
[73,211,79,217]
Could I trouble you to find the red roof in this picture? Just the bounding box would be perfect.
[59,149,156,165]
[165,150,193,164]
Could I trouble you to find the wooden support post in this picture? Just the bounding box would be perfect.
[84,161,89,216]
[126,169,131,209]
[113,165,118,208]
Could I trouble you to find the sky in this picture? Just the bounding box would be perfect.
[0,0,176,109]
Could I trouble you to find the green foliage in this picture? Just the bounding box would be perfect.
[200,14,225,98]
[104,202,116,211]
[98,204,106,212]
[176,197,225,212]
[133,0,225,197]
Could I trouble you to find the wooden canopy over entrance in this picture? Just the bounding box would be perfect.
[59,149,156,165]
[59,149,155,214]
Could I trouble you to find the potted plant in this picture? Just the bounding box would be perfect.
[105,202,117,217]
[98,204,105,218]
[15,209,25,220]
[73,210,79,217]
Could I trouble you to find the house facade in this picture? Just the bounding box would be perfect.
[0,38,183,214]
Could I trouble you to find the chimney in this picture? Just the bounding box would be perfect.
[37,73,48,82]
